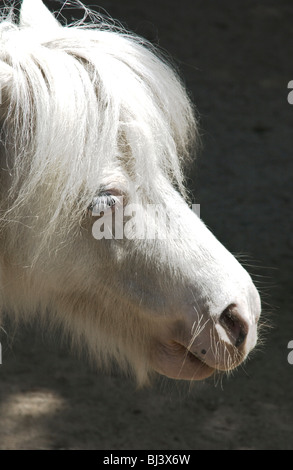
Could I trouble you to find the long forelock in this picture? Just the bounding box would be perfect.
[0,4,197,254]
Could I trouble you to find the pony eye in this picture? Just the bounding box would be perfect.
[88,192,118,216]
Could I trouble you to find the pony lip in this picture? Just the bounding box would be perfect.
[153,341,215,381]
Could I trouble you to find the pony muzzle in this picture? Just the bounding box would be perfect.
[152,300,259,381]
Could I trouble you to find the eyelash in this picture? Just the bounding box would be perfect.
[88,192,118,216]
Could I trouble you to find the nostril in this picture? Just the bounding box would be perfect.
[219,305,248,348]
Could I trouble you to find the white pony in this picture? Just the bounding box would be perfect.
[0,0,261,385]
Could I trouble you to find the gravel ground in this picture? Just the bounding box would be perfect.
[0,0,292,450]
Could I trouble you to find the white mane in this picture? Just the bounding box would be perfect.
[0,2,196,262]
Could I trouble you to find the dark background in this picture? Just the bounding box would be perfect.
[0,0,292,450]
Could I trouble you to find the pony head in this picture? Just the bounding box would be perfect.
[0,0,261,385]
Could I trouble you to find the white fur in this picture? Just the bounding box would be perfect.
[0,1,260,385]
